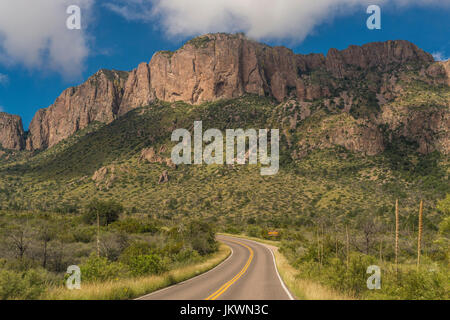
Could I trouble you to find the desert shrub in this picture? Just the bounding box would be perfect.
[82,199,123,226]
[247,217,256,224]
[111,218,159,234]
[367,269,449,300]
[125,254,166,276]
[223,225,241,234]
[0,268,50,300]
[185,221,217,255]
[172,248,200,264]
[119,242,166,276]
[327,253,377,296]
[247,225,262,237]
[119,242,153,259]
[80,254,128,282]
[163,240,184,256]
[70,226,95,243]
[439,216,450,236]
[0,257,40,272]
[292,241,377,296]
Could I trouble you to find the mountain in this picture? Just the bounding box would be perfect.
[0,33,448,157]
[0,32,448,230]
[0,112,25,150]
[0,33,448,301]
[26,69,129,150]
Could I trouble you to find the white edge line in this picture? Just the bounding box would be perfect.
[135,244,234,300]
[267,246,295,300]
[223,236,295,300]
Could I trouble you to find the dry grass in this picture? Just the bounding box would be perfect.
[42,244,231,300]
[219,233,354,300]
[272,247,353,300]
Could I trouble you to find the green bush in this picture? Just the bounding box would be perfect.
[70,226,95,243]
[125,254,167,276]
[0,268,50,300]
[327,253,376,296]
[80,254,129,282]
[120,242,153,259]
[185,221,217,255]
[82,199,123,226]
[368,269,449,300]
[247,225,262,237]
[172,248,200,264]
[111,218,159,234]
[119,242,166,276]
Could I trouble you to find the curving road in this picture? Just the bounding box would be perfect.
[137,235,294,300]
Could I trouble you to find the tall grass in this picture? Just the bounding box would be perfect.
[42,244,230,300]
[273,246,353,300]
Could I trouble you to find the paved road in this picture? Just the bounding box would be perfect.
[137,235,294,300]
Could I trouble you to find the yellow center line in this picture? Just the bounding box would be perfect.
[205,240,254,300]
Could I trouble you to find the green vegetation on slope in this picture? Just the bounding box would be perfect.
[0,90,448,299]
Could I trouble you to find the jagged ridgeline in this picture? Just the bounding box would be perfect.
[0,33,448,219]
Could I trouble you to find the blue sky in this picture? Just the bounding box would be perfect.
[0,1,448,129]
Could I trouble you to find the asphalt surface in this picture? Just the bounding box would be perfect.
[137,235,294,300]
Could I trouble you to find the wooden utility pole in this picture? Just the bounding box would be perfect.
[417,200,423,268]
[97,211,100,257]
[395,199,399,277]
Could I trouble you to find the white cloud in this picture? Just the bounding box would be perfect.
[107,0,449,42]
[0,105,4,112]
[105,0,153,21]
[0,0,93,79]
[0,73,8,85]
[432,52,449,61]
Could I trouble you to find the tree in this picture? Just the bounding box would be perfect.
[185,220,217,255]
[356,215,381,255]
[7,224,32,260]
[38,222,56,268]
[83,199,123,226]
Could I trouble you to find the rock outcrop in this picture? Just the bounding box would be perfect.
[426,60,450,86]
[117,34,432,114]
[380,104,449,155]
[158,170,169,184]
[0,112,25,150]
[325,40,433,78]
[140,146,176,168]
[293,113,385,158]
[26,69,128,150]
[12,33,446,158]
[92,165,118,190]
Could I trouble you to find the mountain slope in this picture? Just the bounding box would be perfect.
[1,33,448,153]
[0,33,447,225]
[0,96,447,226]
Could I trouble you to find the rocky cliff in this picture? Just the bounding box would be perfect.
[2,33,448,158]
[0,112,25,150]
[117,34,434,112]
[26,69,128,150]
